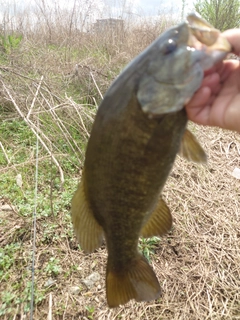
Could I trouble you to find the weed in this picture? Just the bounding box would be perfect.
[139,237,160,262]
[0,243,21,280]
[45,257,61,276]
[0,34,22,54]
[85,305,95,319]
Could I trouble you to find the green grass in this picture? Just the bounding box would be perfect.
[0,239,47,316]
[0,15,173,317]
[139,236,161,262]
[0,34,23,53]
[0,114,83,316]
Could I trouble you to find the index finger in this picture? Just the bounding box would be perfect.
[222,29,240,56]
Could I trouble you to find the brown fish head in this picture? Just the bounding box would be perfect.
[137,15,231,117]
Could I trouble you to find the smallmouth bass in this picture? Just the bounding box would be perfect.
[71,13,231,308]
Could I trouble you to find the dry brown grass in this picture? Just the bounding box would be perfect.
[0,4,240,320]
[1,124,240,319]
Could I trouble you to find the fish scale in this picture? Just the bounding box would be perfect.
[71,13,231,308]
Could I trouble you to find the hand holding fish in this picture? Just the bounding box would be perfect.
[186,29,240,133]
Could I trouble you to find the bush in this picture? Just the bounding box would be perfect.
[194,0,240,31]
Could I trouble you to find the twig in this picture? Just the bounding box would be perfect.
[47,293,52,320]
[39,88,85,157]
[75,63,109,78]
[50,144,55,214]
[27,75,44,119]
[90,71,103,100]
[63,292,69,320]
[1,79,65,185]
[0,154,69,173]
[0,66,62,103]
[66,95,91,138]
[92,96,99,110]
[30,116,40,320]
[0,141,10,164]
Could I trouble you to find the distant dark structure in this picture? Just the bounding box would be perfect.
[93,18,124,35]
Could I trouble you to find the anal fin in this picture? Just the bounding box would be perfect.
[179,129,207,163]
[141,198,172,238]
[71,172,104,253]
[106,254,161,308]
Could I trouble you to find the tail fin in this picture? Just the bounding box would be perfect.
[106,254,161,308]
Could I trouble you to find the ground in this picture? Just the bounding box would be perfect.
[1,123,240,319]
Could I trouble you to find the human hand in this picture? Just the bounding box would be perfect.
[185,29,240,133]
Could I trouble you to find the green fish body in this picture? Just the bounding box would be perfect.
[72,15,230,308]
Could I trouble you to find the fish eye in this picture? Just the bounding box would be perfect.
[163,39,177,55]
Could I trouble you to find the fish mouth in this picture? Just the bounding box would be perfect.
[176,12,231,95]
[186,12,231,70]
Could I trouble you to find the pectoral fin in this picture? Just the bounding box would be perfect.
[179,129,207,163]
[71,172,104,253]
[141,198,172,238]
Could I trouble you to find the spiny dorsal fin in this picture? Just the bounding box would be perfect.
[106,254,161,308]
[71,172,104,253]
[179,129,207,163]
[141,198,172,238]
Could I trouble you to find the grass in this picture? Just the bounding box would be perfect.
[1,3,240,319]
[139,237,161,262]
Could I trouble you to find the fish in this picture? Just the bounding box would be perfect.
[71,13,231,308]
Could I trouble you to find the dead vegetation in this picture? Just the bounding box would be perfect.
[0,2,240,319]
[1,124,240,320]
